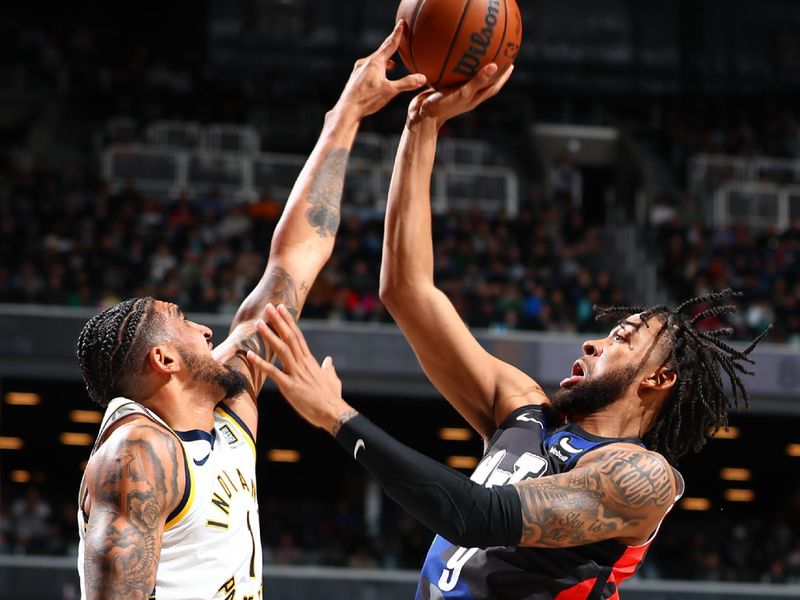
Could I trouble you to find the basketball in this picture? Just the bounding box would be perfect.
[396,0,522,90]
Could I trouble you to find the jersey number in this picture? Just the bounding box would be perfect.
[438,451,547,591]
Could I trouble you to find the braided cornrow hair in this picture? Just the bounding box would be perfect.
[76,297,160,407]
[595,289,770,465]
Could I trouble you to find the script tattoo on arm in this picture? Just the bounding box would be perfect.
[514,449,675,548]
[306,148,348,238]
[84,424,182,600]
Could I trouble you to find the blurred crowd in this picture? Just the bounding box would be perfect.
[0,158,627,335]
[649,196,800,343]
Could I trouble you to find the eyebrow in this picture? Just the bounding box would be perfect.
[169,305,184,319]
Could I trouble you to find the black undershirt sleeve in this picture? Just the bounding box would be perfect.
[335,413,522,549]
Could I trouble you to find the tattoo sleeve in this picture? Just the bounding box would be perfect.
[233,265,300,362]
[305,148,348,238]
[515,449,675,548]
[84,425,182,600]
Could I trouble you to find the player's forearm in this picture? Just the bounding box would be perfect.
[335,412,523,549]
[380,119,440,301]
[270,106,360,262]
[232,108,359,328]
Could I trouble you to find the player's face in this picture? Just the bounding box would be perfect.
[155,301,247,399]
[551,314,668,416]
[156,300,215,356]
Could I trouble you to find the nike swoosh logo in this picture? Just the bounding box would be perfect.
[559,437,581,454]
[193,453,210,466]
[354,439,365,459]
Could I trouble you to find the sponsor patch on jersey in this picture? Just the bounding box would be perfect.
[219,424,239,446]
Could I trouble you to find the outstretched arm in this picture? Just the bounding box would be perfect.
[246,305,677,549]
[81,420,185,599]
[380,64,547,440]
[213,23,426,421]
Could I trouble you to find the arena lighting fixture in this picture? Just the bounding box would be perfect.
[724,489,755,502]
[446,456,479,469]
[267,449,301,463]
[787,444,800,457]
[712,426,739,439]
[0,436,24,450]
[680,497,711,511]
[438,427,473,441]
[11,470,31,483]
[4,392,41,406]
[69,410,103,424]
[59,432,94,446]
[719,468,751,482]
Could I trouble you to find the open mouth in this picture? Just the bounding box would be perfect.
[560,360,587,388]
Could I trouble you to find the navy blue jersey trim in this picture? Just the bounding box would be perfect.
[165,448,191,524]
[174,428,216,448]
[216,402,256,444]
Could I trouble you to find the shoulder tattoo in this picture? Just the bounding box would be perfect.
[515,449,674,547]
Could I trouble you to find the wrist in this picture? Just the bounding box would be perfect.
[326,103,362,130]
[406,116,441,138]
[328,404,358,436]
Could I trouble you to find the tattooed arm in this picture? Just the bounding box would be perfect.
[515,446,678,547]
[82,420,184,600]
[214,23,426,423]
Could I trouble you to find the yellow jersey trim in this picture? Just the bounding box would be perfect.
[164,451,195,531]
[215,404,257,458]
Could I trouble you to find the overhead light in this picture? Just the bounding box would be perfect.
[60,432,94,446]
[438,428,473,441]
[10,470,31,483]
[787,444,800,457]
[724,489,755,502]
[0,436,24,450]
[720,468,751,482]
[680,497,711,511]
[446,456,479,470]
[712,426,739,440]
[5,392,41,406]
[268,449,301,463]
[70,410,103,424]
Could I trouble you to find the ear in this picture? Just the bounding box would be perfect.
[148,345,181,375]
[641,367,677,392]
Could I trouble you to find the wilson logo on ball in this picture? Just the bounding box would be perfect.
[452,0,501,78]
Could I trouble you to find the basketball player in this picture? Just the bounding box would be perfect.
[246,64,769,599]
[74,24,426,600]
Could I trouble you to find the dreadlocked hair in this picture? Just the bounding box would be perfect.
[76,297,162,407]
[595,289,770,465]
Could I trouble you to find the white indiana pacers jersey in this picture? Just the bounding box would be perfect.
[78,397,263,600]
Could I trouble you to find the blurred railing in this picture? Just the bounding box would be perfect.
[102,122,519,215]
[689,154,800,228]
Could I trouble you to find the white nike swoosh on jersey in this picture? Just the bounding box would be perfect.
[354,439,365,459]
[559,437,582,454]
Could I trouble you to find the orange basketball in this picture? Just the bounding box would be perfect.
[396,0,522,90]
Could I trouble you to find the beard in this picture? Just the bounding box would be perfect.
[178,347,248,400]
[550,365,639,418]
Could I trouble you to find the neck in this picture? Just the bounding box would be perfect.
[140,380,222,432]
[570,391,663,440]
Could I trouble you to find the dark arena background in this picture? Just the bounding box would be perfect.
[1,0,800,598]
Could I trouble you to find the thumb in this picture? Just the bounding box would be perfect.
[391,73,427,93]
[321,356,335,373]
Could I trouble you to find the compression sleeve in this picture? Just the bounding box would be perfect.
[335,413,522,549]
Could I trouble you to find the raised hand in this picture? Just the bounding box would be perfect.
[245,304,354,434]
[408,63,514,128]
[336,21,428,120]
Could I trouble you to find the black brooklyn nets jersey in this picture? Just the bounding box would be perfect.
[416,405,682,600]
